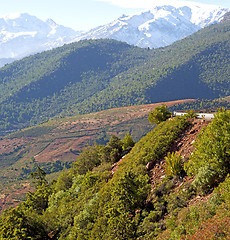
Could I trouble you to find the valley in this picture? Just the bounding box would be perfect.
[0,5,229,239]
[0,99,193,212]
[0,16,230,135]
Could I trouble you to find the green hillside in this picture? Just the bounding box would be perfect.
[1,100,193,213]
[0,19,230,133]
[1,109,229,239]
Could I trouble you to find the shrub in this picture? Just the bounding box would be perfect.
[148,105,171,125]
[164,151,184,177]
[186,109,230,190]
[192,165,219,194]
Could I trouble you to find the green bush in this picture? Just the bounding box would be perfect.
[148,105,171,125]
[186,109,230,191]
[122,133,135,151]
[192,165,219,194]
[164,151,184,177]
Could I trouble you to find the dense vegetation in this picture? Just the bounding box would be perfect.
[0,102,157,209]
[169,99,230,112]
[1,110,229,239]
[0,18,230,132]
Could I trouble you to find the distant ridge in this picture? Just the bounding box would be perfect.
[74,1,229,48]
[0,15,229,133]
[0,13,82,67]
[0,2,229,67]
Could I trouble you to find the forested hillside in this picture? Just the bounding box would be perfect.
[1,109,229,239]
[0,18,230,133]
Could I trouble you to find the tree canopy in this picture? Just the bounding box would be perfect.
[148,104,171,124]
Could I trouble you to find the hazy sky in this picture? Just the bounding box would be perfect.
[0,0,230,31]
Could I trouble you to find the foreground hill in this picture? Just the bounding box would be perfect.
[1,108,229,239]
[0,100,191,213]
[0,17,230,133]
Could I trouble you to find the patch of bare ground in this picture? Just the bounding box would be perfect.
[111,157,125,175]
[148,118,210,191]
[0,182,33,212]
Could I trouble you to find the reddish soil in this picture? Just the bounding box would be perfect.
[148,118,210,190]
[111,118,210,182]
[34,136,94,163]
[0,99,195,166]
[0,182,33,212]
[0,137,30,155]
[0,99,195,213]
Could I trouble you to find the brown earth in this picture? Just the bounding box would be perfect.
[111,118,211,197]
[0,99,195,213]
[146,119,215,217]
[0,183,33,213]
[0,99,194,165]
[148,118,210,191]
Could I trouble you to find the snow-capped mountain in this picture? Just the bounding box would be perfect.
[0,1,229,68]
[74,0,229,49]
[0,13,82,66]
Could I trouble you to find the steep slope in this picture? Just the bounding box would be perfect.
[0,13,82,67]
[1,110,229,239]
[75,1,229,48]
[0,18,230,133]
[0,109,230,239]
[148,118,210,189]
[0,100,192,213]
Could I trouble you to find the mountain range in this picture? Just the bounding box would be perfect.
[0,2,230,237]
[0,1,229,67]
[0,15,229,134]
[75,1,229,49]
[0,13,82,66]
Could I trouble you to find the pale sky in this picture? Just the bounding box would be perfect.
[0,0,230,31]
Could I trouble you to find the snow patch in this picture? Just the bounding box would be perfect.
[3,13,22,20]
[74,2,229,49]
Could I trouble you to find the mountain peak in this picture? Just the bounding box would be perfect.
[2,12,23,20]
[2,12,37,21]
[75,2,229,49]
[150,0,224,9]
[46,18,57,26]
[0,13,81,66]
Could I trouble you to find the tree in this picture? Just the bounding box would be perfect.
[26,184,52,214]
[30,166,47,188]
[148,105,171,125]
[0,206,48,239]
[107,135,123,153]
[73,146,100,175]
[122,133,135,151]
[106,135,123,163]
